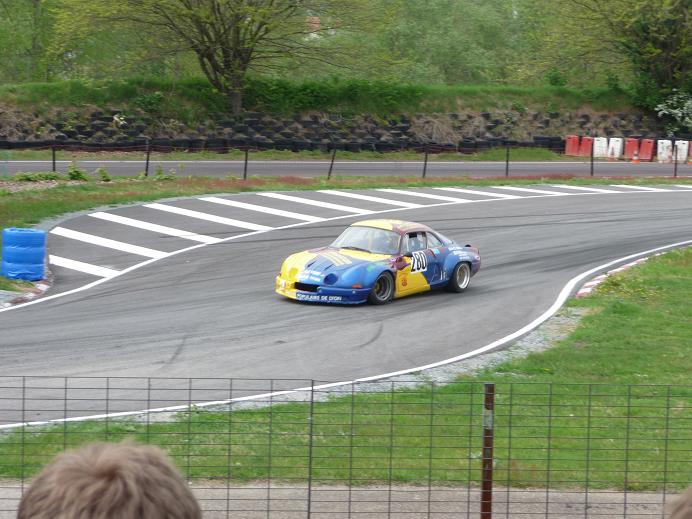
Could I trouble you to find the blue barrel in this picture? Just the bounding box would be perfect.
[1,228,46,281]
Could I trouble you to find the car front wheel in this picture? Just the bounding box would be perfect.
[368,272,394,305]
[446,262,471,292]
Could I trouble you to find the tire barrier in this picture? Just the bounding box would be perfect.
[639,139,655,161]
[1,228,46,281]
[624,138,639,160]
[593,137,608,159]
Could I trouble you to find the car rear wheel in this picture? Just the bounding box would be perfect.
[446,262,471,293]
[368,272,394,305]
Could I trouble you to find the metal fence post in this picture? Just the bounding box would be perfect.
[673,142,678,178]
[51,146,56,173]
[422,146,429,178]
[1,149,9,178]
[144,139,151,177]
[590,141,594,177]
[504,143,510,178]
[481,382,495,519]
[327,147,337,180]
[307,380,316,519]
[243,147,249,180]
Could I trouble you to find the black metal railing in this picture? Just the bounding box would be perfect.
[0,377,690,518]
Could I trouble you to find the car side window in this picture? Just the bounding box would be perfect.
[426,232,443,248]
[403,232,427,253]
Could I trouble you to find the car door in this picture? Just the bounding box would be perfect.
[424,231,450,286]
[395,231,436,296]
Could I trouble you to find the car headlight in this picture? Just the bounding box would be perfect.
[324,273,338,285]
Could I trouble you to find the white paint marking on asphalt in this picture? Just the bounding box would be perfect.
[49,255,120,278]
[200,196,325,223]
[144,203,272,231]
[433,187,520,199]
[673,184,692,190]
[549,185,620,194]
[89,212,221,244]
[50,227,168,259]
[6,238,690,430]
[317,189,423,208]
[256,192,373,214]
[489,186,569,196]
[376,188,471,202]
[610,184,670,192]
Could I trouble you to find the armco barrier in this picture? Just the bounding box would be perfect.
[1,228,46,281]
[565,135,580,156]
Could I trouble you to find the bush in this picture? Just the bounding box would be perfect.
[67,162,89,181]
[153,165,177,181]
[134,91,165,114]
[13,172,63,182]
[545,67,567,87]
[95,167,111,182]
[656,90,692,134]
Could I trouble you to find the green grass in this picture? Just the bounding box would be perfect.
[0,77,636,120]
[1,147,573,162]
[0,239,689,490]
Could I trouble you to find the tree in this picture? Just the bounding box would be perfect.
[567,0,692,105]
[0,0,57,81]
[54,0,369,114]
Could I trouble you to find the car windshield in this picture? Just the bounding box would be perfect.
[331,226,401,255]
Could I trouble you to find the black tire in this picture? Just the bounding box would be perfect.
[446,262,471,293]
[368,272,395,305]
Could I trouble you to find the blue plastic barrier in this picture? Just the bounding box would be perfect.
[1,228,46,281]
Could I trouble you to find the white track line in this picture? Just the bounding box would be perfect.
[89,212,221,244]
[674,184,692,190]
[5,239,689,431]
[256,192,373,214]
[49,255,120,278]
[376,188,471,202]
[610,184,670,192]
[549,185,620,194]
[318,189,423,208]
[433,187,520,199]
[144,203,271,231]
[50,227,168,259]
[490,186,568,196]
[200,196,325,223]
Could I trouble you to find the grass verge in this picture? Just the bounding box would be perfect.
[0,241,689,490]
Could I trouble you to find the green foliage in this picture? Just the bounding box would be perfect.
[66,162,89,181]
[244,77,424,114]
[94,167,111,182]
[13,172,63,182]
[655,90,692,134]
[134,91,165,114]
[153,165,176,181]
[545,67,567,87]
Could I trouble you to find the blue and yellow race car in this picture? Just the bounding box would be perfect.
[276,219,481,304]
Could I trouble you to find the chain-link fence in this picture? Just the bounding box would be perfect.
[0,377,690,518]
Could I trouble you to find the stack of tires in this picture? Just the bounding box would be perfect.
[1,228,46,281]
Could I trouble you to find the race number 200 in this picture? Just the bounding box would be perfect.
[410,251,428,273]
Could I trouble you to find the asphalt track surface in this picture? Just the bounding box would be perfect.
[0,186,691,425]
[4,158,692,177]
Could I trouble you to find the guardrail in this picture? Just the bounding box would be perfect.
[0,377,689,518]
